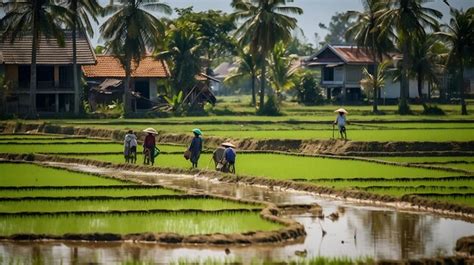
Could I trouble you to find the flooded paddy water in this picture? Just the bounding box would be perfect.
[1,161,472,264]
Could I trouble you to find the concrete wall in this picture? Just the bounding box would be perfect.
[383,77,428,99]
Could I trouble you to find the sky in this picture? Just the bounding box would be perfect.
[92,0,474,47]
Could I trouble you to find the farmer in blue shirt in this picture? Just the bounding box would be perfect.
[222,142,236,173]
[188,128,203,168]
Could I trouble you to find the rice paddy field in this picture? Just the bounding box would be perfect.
[0,161,280,237]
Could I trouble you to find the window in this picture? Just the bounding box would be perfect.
[323,67,334,81]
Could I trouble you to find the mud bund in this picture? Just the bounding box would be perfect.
[2,122,474,156]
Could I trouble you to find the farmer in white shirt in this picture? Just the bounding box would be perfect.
[333,108,348,140]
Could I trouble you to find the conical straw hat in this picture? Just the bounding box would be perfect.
[334,108,348,114]
[221,142,236,148]
[143,128,158,134]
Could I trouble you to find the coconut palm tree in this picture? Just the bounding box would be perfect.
[231,0,302,109]
[360,60,391,106]
[436,7,474,115]
[268,41,298,99]
[100,0,171,116]
[345,0,394,113]
[379,0,442,114]
[225,45,259,107]
[409,33,444,101]
[0,0,69,117]
[157,20,204,102]
[64,0,101,115]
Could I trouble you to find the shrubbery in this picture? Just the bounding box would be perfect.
[296,73,323,105]
[257,94,281,116]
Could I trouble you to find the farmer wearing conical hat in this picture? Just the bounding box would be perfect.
[142,128,157,165]
[221,142,236,173]
[188,128,203,168]
[333,108,348,140]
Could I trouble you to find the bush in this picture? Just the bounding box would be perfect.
[257,94,281,116]
[296,73,323,105]
[422,103,445,115]
[397,98,412,115]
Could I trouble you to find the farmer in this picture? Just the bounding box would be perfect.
[188,128,203,168]
[212,146,225,170]
[123,130,138,163]
[142,127,158,166]
[333,108,348,140]
[221,142,236,173]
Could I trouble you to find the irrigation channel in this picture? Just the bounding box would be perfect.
[1,161,473,264]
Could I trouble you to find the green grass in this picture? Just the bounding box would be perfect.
[0,197,261,213]
[0,143,185,154]
[0,163,128,186]
[72,153,456,180]
[0,211,281,236]
[0,134,68,139]
[0,186,180,198]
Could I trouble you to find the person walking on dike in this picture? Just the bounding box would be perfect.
[221,142,236,173]
[188,128,203,168]
[124,130,138,163]
[334,108,349,140]
[143,128,157,166]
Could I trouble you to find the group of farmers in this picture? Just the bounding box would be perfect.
[123,127,237,173]
[122,108,349,172]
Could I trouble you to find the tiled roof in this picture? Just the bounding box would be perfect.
[310,45,397,65]
[82,55,170,78]
[332,46,374,64]
[0,32,96,65]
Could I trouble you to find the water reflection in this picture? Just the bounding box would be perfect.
[0,163,472,263]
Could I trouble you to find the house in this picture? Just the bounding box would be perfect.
[211,62,238,95]
[306,45,427,101]
[0,32,96,114]
[82,55,170,111]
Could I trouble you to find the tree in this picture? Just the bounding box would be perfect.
[360,60,390,108]
[379,0,442,114]
[295,72,322,105]
[409,33,444,101]
[225,45,259,107]
[319,11,355,45]
[65,0,101,115]
[100,0,171,116]
[436,7,474,115]
[0,0,68,117]
[346,0,394,113]
[174,7,236,64]
[232,0,302,109]
[268,41,298,98]
[158,20,203,104]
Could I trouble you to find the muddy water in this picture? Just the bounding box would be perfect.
[0,162,473,264]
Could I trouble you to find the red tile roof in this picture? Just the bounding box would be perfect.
[332,46,374,64]
[82,55,170,78]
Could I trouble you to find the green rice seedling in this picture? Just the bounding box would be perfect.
[0,163,128,186]
[0,143,184,154]
[73,153,456,180]
[373,157,474,164]
[0,211,282,236]
[415,194,474,207]
[0,197,262,213]
[0,186,181,198]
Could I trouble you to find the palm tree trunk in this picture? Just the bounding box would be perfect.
[259,61,266,108]
[371,45,378,113]
[72,0,80,115]
[124,59,132,116]
[29,6,39,118]
[251,72,256,107]
[459,59,467,115]
[417,72,423,102]
[398,42,410,114]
